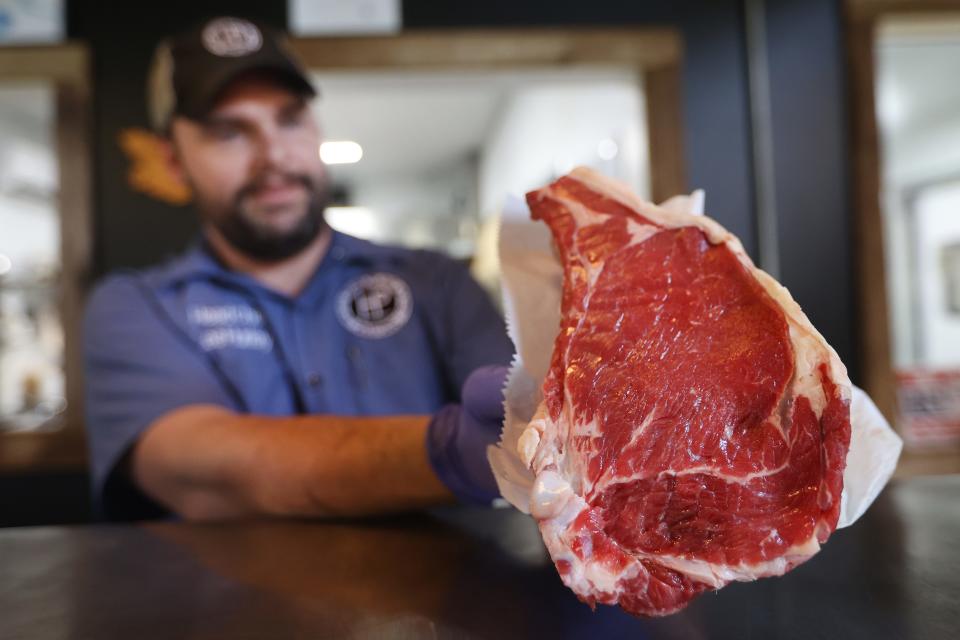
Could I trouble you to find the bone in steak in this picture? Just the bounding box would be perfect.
[518,168,851,617]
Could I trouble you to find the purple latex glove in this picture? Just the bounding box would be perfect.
[426,365,509,505]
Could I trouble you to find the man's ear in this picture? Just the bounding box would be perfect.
[158,134,187,189]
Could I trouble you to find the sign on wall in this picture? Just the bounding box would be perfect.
[0,0,63,44]
[897,369,960,449]
[288,0,401,36]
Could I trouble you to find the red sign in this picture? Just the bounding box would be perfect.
[896,369,960,449]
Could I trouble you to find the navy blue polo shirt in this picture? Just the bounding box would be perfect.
[82,231,514,519]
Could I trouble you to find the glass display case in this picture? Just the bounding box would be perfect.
[0,81,65,433]
[0,45,90,469]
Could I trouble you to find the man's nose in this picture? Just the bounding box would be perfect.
[256,126,289,169]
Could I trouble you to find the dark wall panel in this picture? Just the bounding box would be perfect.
[0,472,91,527]
[67,0,853,370]
[765,0,856,373]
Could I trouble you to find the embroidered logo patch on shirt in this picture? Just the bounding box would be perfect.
[336,273,413,339]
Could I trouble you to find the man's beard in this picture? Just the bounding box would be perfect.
[201,172,330,262]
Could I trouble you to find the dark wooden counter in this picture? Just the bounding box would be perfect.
[1,476,958,639]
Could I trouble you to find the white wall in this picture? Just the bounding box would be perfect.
[880,183,914,367]
[477,79,648,219]
[328,157,479,257]
[913,181,960,365]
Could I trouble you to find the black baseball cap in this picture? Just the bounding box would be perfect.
[148,16,317,132]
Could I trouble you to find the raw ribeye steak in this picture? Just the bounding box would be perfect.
[518,168,851,617]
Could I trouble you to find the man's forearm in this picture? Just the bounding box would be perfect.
[133,405,454,520]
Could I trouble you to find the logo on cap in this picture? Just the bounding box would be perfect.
[202,17,263,57]
[336,273,413,339]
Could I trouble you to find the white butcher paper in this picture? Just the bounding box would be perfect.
[488,186,902,530]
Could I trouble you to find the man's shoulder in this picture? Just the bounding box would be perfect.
[86,271,149,317]
[83,271,170,350]
[342,234,455,266]
[338,234,468,289]
[85,254,197,327]
[394,246,464,277]
[86,246,216,314]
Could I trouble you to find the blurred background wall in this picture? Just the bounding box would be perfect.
[67,0,853,370]
[0,0,852,525]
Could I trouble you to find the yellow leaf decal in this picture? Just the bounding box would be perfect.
[118,127,192,205]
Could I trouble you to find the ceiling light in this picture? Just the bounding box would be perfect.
[320,141,363,164]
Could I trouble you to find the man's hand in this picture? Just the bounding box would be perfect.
[426,365,509,505]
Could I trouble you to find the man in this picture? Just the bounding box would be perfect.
[83,17,514,521]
